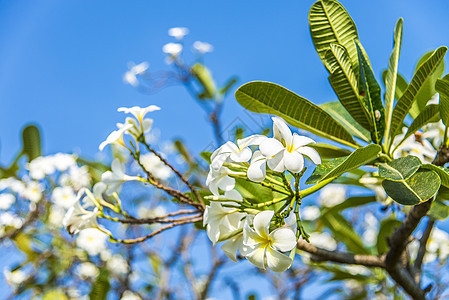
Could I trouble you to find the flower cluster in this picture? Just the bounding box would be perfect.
[203,117,321,272]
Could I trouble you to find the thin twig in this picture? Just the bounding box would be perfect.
[414,219,435,283]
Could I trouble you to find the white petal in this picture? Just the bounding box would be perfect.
[283,151,304,173]
[244,246,267,269]
[218,175,235,192]
[270,228,297,252]
[237,135,267,148]
[267,151,285,172]
[229,147,252,162]
[243,221,265,247]
[111,158,125,177]
[211,153,230,172]
[221,235,243,262]
[266,247,293,272]
[292,133,316,149]
[260,138,284,158]
[253,210,273,239]
[297,147,321,165]
[224,189,243,202]
[285,213,297,233]
[206,224,221,245]
[247,158,267,182]
[272,117,293,146]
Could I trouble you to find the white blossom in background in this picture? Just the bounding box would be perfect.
[76,228,109,256]
[193,41,214,54]
[28,156,56,180]
[301,205,320,221]
[392,128,437,163]
[308,232,337,251]
[162,43,183,57]
[75,262,99,279]
[123,61,149,87]
[168,27,189,40]
[23,181,44,203]
[318,184,346,207]
[121,291,142,300]
[138,205,167,219]
[243,210,297,272]
[0,193,15,210]
[423,120,445,149]
[0,178,25,194]
[99,123,133,151]
[139,153,172,180]
[59,165,91,190]
[107,255,129,275]
[3,268,26,286]
[101,158,139,195]
[0,212,23,229]
[48,206,66,227]
[362,212,379,246]
[426,227,449,263]
[52,186,76,209]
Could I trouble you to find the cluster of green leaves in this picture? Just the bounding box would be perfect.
[235,0,449,207]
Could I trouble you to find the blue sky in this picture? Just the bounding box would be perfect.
[1,1,449,298]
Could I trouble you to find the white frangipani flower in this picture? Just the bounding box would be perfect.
[0,193,15,210]
[3,268,26,286]
[63,189,99,235]
[193,41,214,54]
[76,262,99,279]
[211,135,267,172]
[121,291,142,300]
[247,150,268,183]
[206,166,235,196]
[23,181,44,202]
[101,158,139,195]
[204,189,244,245]
[301,205,320,221]
[52,186,76,209]
[168,27,189,40]
[76,228,108,256]
[107,255,129,275]
[392,128,437,164]
[162,43,183,56]
[259,117,321,174]
[139,153,172,181]
[118,105,160,123]
[426,227,449,262]
[308,232,337,251]
[123,61,149,87]
[243,210,296,272]
[318,184,346,207]
[422,120,445,149]
[99,123,133,151]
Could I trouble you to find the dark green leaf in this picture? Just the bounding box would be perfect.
[436,74,449,127]
[377,218,401,254]
[420,164,449,188]
[306,144,381,184]
[323,196,376,214]
[382,169,441,205]
[235,81,358,147]
[89,269,110,300]
[219,76,238,96]
[378,156,422,181]
[22,125,41,162]
[309,143,352,159]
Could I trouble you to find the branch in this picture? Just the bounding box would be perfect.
[296,240,385,268]
[414,219,435,282]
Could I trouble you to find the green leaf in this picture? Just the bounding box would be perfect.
[219,76,238,96]
[413,51,445,115]
[320,101,371,142]
[89,269,110,300]
[382,71,408,102]
[235,178,273,204]
[309,143,352,159]
[382,169,441,205]
[22,125,41,162]
[200,151,212,164]
[378,156,422,181]
[325,44,371,130]
[428,199,449,220]
[384,19,403,147]
[191,63,216,99]
[389,47,447,148]
[309,0,360,75]
[323,196,376,214]
[355,41,385,144]
[306,144,381,184]
[397,104,440,149]
[377,218,402,254]
[235,81,358,147]
[420,164,449,188]
[436,74,449,127]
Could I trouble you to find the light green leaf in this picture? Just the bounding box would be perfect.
[320,101,370,142]
[428,199,449,220]
[235,81,358,147]
[323,196,376,214]
[306,144,381,184]
[309,0,360,75]
[377,218,402,254]
[389,47,447,149]
[436,74,449,127]
[384,19,403,147]
[219,76,238,96]
[89,269,110,300]
[325,44,371,130]
[235,178,274,204]
[309,143,352,159]
[394,104,440,150]
[382,71,409,102]
[420,164,449,188]
[356,41,385,144]
[191,63,216,99]
[382,169,441,205]
[378,156,422,181]
[22,125,41,162]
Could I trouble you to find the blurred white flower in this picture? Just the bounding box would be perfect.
[162,42,183,56]
[392,128,437,163]
[138,205,166,219]
[139,153,172,180]
[168,27,189,40]
[308,232,337,251]
[52,153,77,172]
[76,262,99,279]
[23,181,44,202]
[76,228,108,256]
[0,178,25,194]
[3,268,26,286]
[426,227,449,262]
[0,193,15,210]
[318,184,346,207]
[301,205,320,221]
[123,61,149,87]
[107,255,129,275]
[28,156,55,180]
[59,165,91,190]
[193,41,214,54]
[0,212,23,229]
[99,123,133,151]
[243,210,296,272]
[48,206,66,227]
[101,159,139,195]
[121,291,142,300]
[423,120,445,149]
[52,186,76,209]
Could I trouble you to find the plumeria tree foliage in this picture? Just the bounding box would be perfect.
[2,1,449,299]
